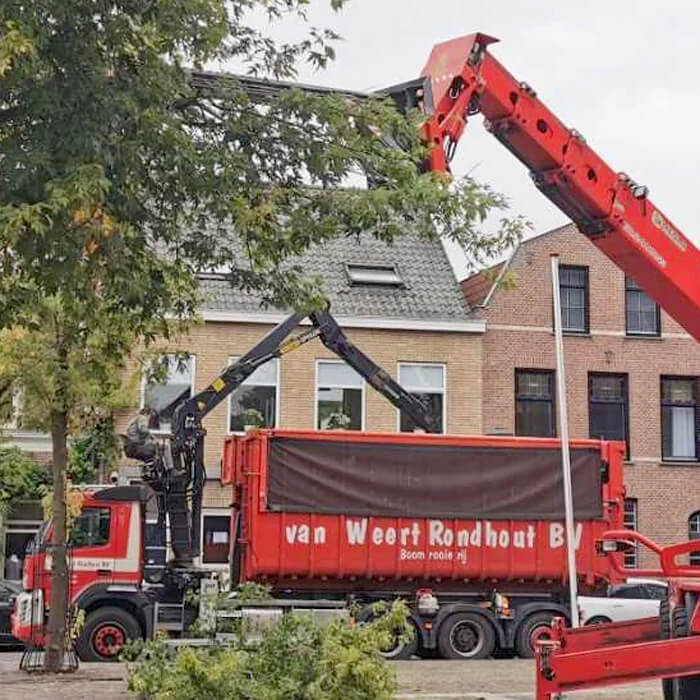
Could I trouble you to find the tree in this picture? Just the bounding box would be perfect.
[0,0,525,670]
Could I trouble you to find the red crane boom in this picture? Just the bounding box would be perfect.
[413,33,700,699]
[419,33,700,342]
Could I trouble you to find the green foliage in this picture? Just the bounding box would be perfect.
[0,446,49,505]
[67,417,121,483]
[243,407,265,428]
[124,599,409,700]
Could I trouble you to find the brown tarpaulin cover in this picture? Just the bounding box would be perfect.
[267,437,603,520]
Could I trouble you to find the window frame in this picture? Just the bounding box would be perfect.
[690,511,700,567]
[558,264,590,334]
[68,507,112,550]
[200,508,232,570]
[140,354,197,427]
[623,497,638,569]
[345,263,403,287]
[625,276,661,337]
[396,362,447,434]
[226,355,281,435]
[314,359,366,431]
[660,376,699,462]
[514,368,556,438]
[588,372,630,459]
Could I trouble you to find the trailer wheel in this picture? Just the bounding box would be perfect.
[669,597,700,700]
[378,621,418,661]
[515,611,556,658]
[585,616,612,626]
[76,607,142,662]
[437,613,496,660]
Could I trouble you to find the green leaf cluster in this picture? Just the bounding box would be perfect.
[0,446,49,504]
[125,599,409,700]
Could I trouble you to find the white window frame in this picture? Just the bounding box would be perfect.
[226,356,281,435]
[396,362,447,434]
[140,354,197,410]
[314,359,366,431]
[200,508,232,570]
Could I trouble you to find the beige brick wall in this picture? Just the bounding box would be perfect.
[479,225,700,566]
[115,321,483,508]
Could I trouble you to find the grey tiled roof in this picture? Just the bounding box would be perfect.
[199,233,470,320]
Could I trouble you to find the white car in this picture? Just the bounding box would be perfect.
[578,578,667,625]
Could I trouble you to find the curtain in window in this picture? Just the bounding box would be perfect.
[672,406,695,458]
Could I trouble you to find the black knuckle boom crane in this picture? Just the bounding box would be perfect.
[126,308,438,570]
[128,32,700,697]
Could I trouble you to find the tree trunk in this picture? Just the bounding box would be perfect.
[44,409,69,672]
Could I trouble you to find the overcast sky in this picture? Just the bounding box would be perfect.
[219,1,700,280]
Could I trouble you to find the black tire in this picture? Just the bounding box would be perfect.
[515,611,556,659]
[416,644,442,659]
[669,596,700,700]
[660,599,673,700]
[437,612,496,660]
[378,622,418,660]
[585,615,612,626]
[75,606,142,662]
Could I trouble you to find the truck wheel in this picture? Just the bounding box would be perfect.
[437,613,496,660]
[515,611,556,658]
[76,607,142,662]
[669,598,700,700]
[659,599,673,700]
[378,622,418,661]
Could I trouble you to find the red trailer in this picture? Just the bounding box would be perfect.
[223,429,625,659]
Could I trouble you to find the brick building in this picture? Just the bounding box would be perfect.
[462,224,700,567]
[115,232,484,568]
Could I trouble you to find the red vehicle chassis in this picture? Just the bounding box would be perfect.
[536,533,700,698]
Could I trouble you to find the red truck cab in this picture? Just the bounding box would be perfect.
[12,485,158,661]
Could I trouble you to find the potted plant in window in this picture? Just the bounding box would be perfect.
[325,411,351,430]
[243,408,265,432]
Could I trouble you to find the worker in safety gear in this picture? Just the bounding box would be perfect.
[124,408,160,462]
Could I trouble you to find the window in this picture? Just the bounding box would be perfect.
[625,277,660,336]
[589,373,629,457]
[623,498,638,568]
[515,370,555,437]
[661,377,698,461]
[346,263,403,286]
[559,265,589,333]
[68,508,110,548]
[398,363,445,433]
[690,512,700,566]
[143,355,194,431]
[228,358,279,433]
[202,514,230,565]
[316,361,364,431]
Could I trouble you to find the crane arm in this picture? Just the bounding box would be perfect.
[409,33,700,342]
[132,307,437,566]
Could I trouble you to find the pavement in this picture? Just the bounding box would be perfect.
[0,651,663,699]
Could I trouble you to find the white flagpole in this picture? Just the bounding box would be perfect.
[550,254,580,628]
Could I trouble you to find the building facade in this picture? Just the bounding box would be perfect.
[116,233,485,568]
[463,224,700,567]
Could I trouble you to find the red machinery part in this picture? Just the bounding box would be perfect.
[420,33,700,343]
[535,534,700,698]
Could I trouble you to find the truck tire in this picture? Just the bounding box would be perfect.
[669,599,700,700]
[437,613,496,660]
[379,622,418,661]
[515,611,556,659]
[76,607,142,662]
[659,599,672,700]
